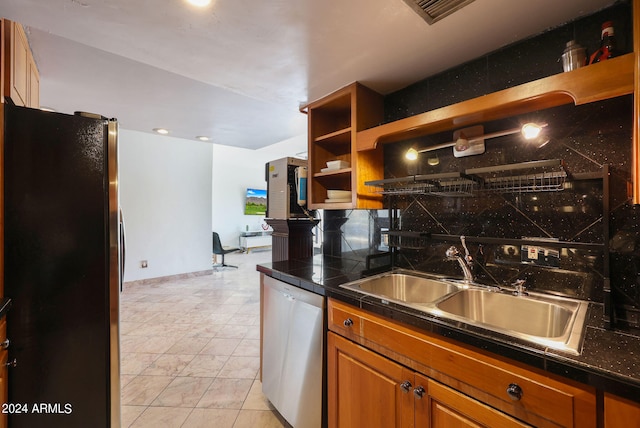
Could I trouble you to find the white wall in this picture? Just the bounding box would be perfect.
[120,129,213,281]
[212,134,307,246]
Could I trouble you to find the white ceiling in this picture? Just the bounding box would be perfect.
[1,0,614,149]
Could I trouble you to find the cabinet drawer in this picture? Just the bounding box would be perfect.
[328,298,596,428]
[328,299,365,339]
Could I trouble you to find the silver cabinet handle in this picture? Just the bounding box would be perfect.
[506,383,523,401]
[5,358,16,368]
[343,318,353,327]
[400,380,412,393]
[413,386,426,399]
[0,339,9,350]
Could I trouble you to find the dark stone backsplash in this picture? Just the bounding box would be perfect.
[322,1,640,328]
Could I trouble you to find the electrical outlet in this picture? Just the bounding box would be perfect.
[140,260,148,268]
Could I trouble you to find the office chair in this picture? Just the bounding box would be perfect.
[212,232,240,269]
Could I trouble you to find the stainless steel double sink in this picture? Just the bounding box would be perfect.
[340,270,589,355]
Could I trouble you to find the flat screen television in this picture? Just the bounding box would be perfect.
[244,188,267,215]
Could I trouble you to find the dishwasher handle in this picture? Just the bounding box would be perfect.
[263,275,325,308]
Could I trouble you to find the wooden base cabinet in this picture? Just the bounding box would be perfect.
[328,332,529,428]
[328,298,597,428]
[604,393,640,428]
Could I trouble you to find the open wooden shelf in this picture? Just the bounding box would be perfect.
[314,127,352,145]
[356,53,634,151]
[313,167,352,178]
[306,82,385,210]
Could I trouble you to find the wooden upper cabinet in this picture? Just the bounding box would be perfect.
[305,82,384,210]
[2,19,40,109]
[9,20,29,107]
[305,54,636,209]
[28,58,40,108]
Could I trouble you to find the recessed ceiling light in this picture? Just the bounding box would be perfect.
[186,0,212,6]
[153,128,170,135]
[40,106,56,112]
[196,136,210,142]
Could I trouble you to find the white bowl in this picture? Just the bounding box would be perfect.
[326,160,350,170]
[327,190,352,199]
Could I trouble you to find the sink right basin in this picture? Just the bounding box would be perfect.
[435,288,589,354]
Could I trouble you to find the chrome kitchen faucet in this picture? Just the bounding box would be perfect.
[445,236,474,283]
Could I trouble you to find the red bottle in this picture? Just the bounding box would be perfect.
[589,21,617,64]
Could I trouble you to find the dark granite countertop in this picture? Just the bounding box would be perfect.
[257,254,640,403]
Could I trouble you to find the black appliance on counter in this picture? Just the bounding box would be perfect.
[2,103,122,428]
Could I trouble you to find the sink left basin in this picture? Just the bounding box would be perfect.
[340,272,461,305]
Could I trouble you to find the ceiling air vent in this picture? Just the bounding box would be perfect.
[402,0,476,25]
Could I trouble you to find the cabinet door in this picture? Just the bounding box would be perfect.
[604,393,640,428]
[328,331,414,428]
[8,21,29,107]
[419,375,531,428]
[0,349,6,428]
[0,319,7,428]
[28,60,39,108]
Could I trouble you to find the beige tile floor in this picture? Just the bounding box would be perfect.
[120,250,289,428]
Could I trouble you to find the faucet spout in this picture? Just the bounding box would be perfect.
[445,246,474,282]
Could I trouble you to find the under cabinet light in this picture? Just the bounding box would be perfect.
[405,122,548,160]
[405,148,419,161]
[521,123,545,139]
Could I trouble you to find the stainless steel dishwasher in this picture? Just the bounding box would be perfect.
[261,274,325,428]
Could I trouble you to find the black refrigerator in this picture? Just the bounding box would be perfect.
[2,103,122,428]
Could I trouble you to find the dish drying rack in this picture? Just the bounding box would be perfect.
[366,159,567,196]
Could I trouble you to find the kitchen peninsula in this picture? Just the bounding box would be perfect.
[259,2,640,427]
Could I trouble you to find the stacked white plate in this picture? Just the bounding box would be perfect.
[325,189,352,203]
[321,160,350,173]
